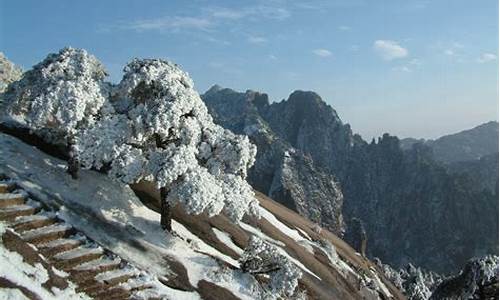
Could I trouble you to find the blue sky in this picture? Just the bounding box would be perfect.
[1,0,498,139]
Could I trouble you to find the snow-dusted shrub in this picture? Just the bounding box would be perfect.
[376,258,443,300]
[2,47,107,145]
[77,58,258,222]
[0,52,22,94]
[240,236,302,298]
[431,255,498,300]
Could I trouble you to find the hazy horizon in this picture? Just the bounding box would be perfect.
[1,0,498,140]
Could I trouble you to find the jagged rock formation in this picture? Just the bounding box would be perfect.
[202,85,499,274]
[202,86,345,235]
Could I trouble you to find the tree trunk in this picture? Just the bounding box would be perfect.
[66,137,79,179]
[160,187,172,232]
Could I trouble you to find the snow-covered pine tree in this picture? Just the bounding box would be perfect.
[2,47,108,178]
[240,236,302,298]
[77,58,259,230]
[3,47,108,145]
[0,52,23,94]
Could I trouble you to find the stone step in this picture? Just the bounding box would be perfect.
[53,246,103,270]
[13,214,57,232]
[92,287,131,300]
[95,268,137,286]
[39,236,85,257]
[22,223,74,245]
[122,278,155,292]
[74,257,122,273]
[0,193,25,208]
[76,280,106,294]
[0,204,40,221]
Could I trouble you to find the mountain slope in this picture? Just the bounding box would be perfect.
[202,86,499,274]
[0,132,403,300]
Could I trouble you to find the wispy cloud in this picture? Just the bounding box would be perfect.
[123,16,212,32]
[247,36,267,44]
[373,40,408,60]
[393,58,421,73]
[477,53,497,63]
[105,4,290,34]
[338,25,351,31]
[313,48,333,57]
[207,5,291,21]
[393,65,412,73]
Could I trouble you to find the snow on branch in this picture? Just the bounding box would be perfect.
[240,236,302,298]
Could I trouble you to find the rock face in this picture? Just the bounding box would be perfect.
[202,85,499,274]
[202,86,345,235]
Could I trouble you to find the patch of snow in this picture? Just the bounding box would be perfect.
[0,288,30,300]
[295,227,311,240]
[370,270,393,298]
[172,220,239,267]
[51,266,69,278]
[212,227,243,255]
[239,222,285,247]
[259,207,305,242]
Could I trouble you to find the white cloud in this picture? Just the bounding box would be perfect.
[373,40,408,60]
[477,53,497,63]
[313,48,333,57]
[393,65,412,73]
[125,16,212,32]
[247,36,267,44]
[338,25,351,31]
[444,49,455,56]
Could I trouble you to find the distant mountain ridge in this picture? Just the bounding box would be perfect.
[202,85,499,274]
[400,121,499,163]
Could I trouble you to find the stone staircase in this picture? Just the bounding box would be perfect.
[0,179,161,300]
